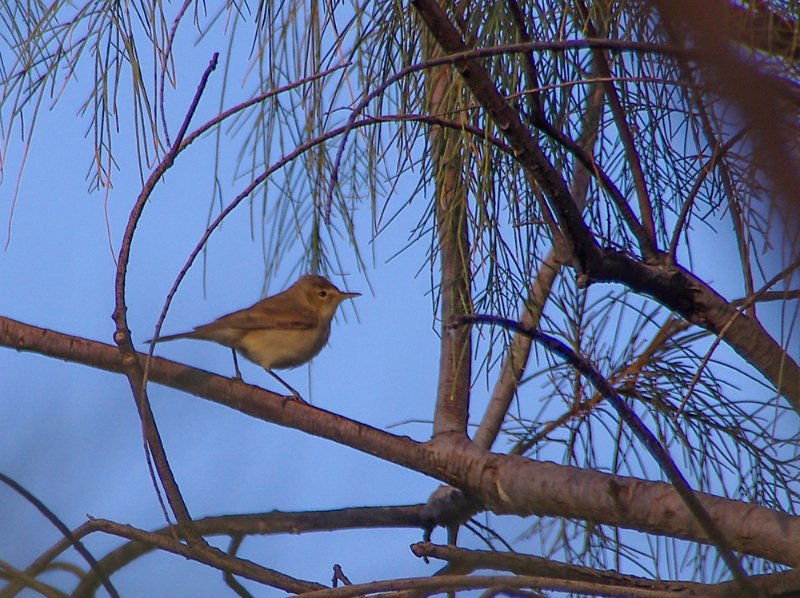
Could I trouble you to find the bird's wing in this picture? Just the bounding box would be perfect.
[204,303,319,331]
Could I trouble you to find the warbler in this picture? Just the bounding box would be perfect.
[146,274,360,400]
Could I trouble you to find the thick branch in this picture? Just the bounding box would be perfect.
[426,38,472,437]
[411,0,602,274]
[3,316,800,566]
[413,543,800,598]
[596,250,800,413]
[412,542,708,593]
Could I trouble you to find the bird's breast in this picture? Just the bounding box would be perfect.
[237,326,331,370]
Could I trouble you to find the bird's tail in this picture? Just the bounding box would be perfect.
[144,331,194,344]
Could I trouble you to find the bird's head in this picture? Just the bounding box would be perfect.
[293,274,360,320]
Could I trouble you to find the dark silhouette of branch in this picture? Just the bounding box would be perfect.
[84,519,324,594]
[0,473,118,598]
[667,127,749,260]
[454,314,753,594]
[73,506,427,597]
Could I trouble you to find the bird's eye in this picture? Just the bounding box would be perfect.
[318,290,328,298]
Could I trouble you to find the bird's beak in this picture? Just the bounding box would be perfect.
[340,291,361,299]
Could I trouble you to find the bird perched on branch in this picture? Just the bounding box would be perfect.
[146,274,360,400]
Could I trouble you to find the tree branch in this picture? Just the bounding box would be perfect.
[73,506,426,598]
[85,519,324,594]
[455,314,752,592]
[412,543,800,598]
[425,36,472,437]
[3,316,799,566]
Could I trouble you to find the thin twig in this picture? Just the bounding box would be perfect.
[575,0,657,257]
[323,39,682,222]
[112,52,219,544]
[667,127,749,260]
[158,0,193,147]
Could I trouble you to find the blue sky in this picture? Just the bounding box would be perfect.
[0,33,452,593]
[1,5,795,597]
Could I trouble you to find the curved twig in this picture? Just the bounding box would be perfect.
[144,113,509,391]
[112,52,219,544]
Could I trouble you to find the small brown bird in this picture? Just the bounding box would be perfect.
[147,274,360,400]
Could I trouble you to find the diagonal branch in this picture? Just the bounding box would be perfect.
[472,250,560,449]
[595,248,800,413]
[86,519,324,594]
[456,314,752,593]
[411,0,601,274]
[474,73,606,450]
[0,474,118,598]
[3,315,800,567]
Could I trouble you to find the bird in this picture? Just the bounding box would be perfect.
[146,274,360,400]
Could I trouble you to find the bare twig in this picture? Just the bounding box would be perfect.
[667,127,749,260]
[88,519,324,594]
[158,0,193,147]
[112,52,219,544]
